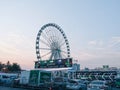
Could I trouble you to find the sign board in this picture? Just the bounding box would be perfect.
[35,58,72,68]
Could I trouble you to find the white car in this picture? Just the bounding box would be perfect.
[66,79,87,90]
[87,80,109,90]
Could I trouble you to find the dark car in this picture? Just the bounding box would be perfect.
[66,79,87,90]
[88,80,109,90]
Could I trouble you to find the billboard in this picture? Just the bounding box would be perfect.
[35,58,72,68]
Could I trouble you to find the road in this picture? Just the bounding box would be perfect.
[0,86,120,90]
[0,86,28,90]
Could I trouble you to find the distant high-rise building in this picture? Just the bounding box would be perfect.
[72,63,80,71]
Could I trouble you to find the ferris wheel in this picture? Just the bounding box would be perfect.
[36,23,70,61]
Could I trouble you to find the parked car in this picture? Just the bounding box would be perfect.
[83,80,90,85]
[80,77,90,85]
[53,77,68,89]
[87,80,109,90]
[66,79,87,90]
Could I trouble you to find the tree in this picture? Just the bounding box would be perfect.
[11,63,21,72]
[0,62,3,71]
[0,61,21,72]
[6,61,12,71]
[7,61,10,66]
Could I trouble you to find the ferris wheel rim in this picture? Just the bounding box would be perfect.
[36,23,70,61]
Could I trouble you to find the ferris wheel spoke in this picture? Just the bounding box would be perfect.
[54,52,57,59]
[60,41,66,48]
[51,44,57,49]
[41,32,52,46]
[55,36,63,45]
[61,50,68,54]
[59,37,64,44]
[49,29,59,43]
[61,46,67,49]
[42,29,53,45]
[54,31,60,41]
[51,29,62,47]
[39,48,51,50]
[58,52,62,59]
[56,51,62,59]
[57,30,65,42]
[40,39,50,47]
[50,52,55,60]
[55,28,61,38]
[49,36,55,45]
[45,30,54,45]
[61,53,67,58]
[41,51,51,58]
[49,30,57,44]
[41,33,49,43]
[54,31,62,43]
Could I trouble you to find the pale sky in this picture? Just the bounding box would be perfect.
[0,0,120,69]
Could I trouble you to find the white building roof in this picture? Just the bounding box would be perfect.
[33,67,73,71]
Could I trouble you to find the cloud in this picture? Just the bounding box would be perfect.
[88,40,104,47]
[88,40,97,46]
[73,37,120,69]
[88,37,120,51]
[108,36,120,50]
[72,50,96,61]
[112,36,120,42]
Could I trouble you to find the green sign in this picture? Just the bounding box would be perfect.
[35,58,73,68]
[29,70,39,86]
[40,72,51,83]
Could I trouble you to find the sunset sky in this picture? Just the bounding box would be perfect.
[0,0,120,69]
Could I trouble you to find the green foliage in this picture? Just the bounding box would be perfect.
[0,61,21,72]
[12,63,21,71]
